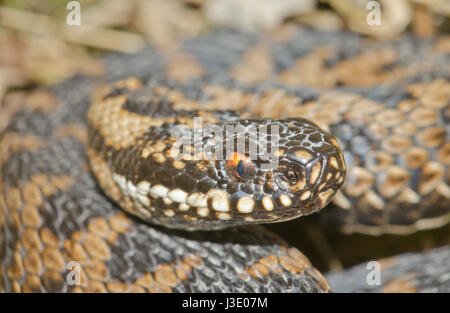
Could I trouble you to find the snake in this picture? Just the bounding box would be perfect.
[327,245,450,292]
[0,27,449,293]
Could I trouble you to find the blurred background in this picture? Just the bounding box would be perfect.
[0,0,449,272]
[0,0,449,93]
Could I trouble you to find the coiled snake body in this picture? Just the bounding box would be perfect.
[1,28,449,292]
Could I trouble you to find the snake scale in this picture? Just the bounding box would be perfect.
[1,27,449,292]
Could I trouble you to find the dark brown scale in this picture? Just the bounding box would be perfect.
[264,182,275,194]
[308,133,322,144]
[135,160,154,181]
[196,177,217,193]
[154,168,176,187]
[173,174,197,192]
[185,163,208,180]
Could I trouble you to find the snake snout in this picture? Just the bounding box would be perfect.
[270,121,347,218]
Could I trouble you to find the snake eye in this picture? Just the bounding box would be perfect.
[226,153,256,181]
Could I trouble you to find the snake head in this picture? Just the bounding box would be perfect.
[271,119,347,218]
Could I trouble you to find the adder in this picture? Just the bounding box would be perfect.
[1,27,449,292]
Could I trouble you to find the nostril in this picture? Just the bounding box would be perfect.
[275,172,290,191]
[285,170,298,185]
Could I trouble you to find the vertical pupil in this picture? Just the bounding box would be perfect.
[236,160,245,177]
